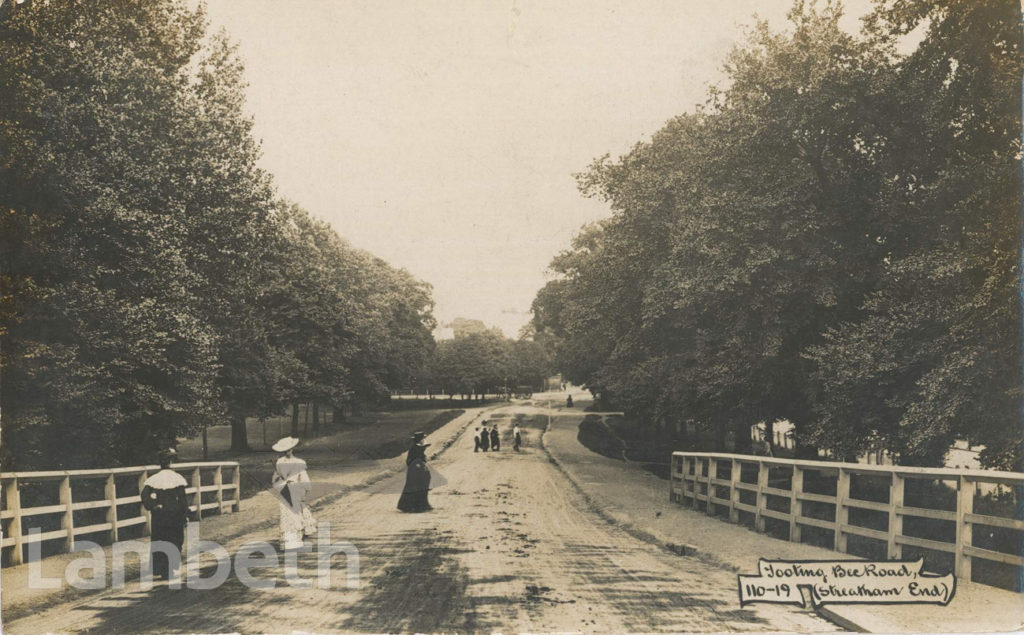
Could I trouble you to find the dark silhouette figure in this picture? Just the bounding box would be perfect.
[480,427,490,451]
[140,448,189,580]
[566,394,574,408]
[473,427,481,452]
[398,437,432,512]
[490,426,500,451]
[513,425,522,451]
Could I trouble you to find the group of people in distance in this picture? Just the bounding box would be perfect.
[474,421,522,452]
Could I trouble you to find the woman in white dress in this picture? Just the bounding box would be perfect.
[271,436,317,549]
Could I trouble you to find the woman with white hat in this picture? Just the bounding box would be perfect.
[271,436,317,549]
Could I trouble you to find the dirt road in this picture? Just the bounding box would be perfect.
[6,404,832,633]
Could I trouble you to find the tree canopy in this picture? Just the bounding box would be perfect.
[532,0,1022,468]
[0,0,436,469]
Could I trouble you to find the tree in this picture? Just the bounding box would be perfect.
[532,0,1022,467]
[1,0,220,468]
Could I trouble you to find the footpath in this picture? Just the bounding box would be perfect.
[542,409,1024,634]
[0,406,494,623]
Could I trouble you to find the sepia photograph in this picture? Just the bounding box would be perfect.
[1,0,1022,632]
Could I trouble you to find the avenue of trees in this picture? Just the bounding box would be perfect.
[421,319,553,399]
[0,1,436,470]
[532,0,1022,469]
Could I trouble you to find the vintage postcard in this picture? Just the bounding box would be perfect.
[1,0,1021,632]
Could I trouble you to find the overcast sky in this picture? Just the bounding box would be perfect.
[200,0,876,337]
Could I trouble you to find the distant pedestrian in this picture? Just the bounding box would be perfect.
[480,425,490,451]
[490,425,500,451]
[513,425,522,451]
[140,448,189,581]
[398,437,432,512]
[473,427,481,452]
[566,394,573,408]
[272,436,317,550]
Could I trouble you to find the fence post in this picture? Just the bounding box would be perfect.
[191,467,202,521]
[789,466,803,542]
[706,458,716,514]
[729,458,739,523]
[214,466,224,513]
[138,470,151,537]
[679,456,688,505]
[4,477,23,565]
[105,473,118,543]
[755,460,768,532]
[888,472,903,559]
[955,475,974,583]
[232,464,241,512]
[59,475,74,552]
[835,468,849,553]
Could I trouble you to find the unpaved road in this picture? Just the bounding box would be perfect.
[6,404,833,633]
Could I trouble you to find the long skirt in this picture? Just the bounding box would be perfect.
[278,484,317,549]
[397,460,432,512]
[150,518,185,579]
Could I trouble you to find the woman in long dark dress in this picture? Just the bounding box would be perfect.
[397,440,432,512]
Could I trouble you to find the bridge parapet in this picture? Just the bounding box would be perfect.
[1,462,241,566]
[671,452,1024,591]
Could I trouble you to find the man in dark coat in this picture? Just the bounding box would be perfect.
[490,425,500,451]
[479,426,490,451]
[140,448,189,581]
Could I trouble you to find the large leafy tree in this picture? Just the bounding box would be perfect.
[533,0,1022,467]
[0,0,438,468]
[806,0,1023,467]
[1,0,220,467]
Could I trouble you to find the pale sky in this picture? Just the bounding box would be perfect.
[200,0,876,337]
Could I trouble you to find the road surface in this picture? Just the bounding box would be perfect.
[6,404,832,633]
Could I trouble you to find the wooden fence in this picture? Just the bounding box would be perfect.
[671,452,1024,587]
[1,462,241,566]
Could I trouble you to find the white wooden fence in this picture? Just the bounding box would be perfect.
[1,462,241,566]
[671,452,1024,586]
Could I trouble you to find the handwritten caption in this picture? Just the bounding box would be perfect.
[738,558,955,607]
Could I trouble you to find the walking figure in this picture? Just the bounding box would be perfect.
[140,448,189,581]
[513,424,522,451]
[566,394,574,408]
[479,425,490,451]
[272,436,317,550]
[473,427,481,452]
[398,432,433,512]
[490,425,500,451]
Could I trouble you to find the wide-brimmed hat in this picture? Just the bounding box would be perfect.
[272,436,299,453]
[157,447,177,461]
[410,431,426,441]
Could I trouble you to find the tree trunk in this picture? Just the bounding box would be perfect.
[733,418,752,454]
[202,426,209,461]
[303,402,311,434]
[312,403,320,434]
[230,413,249,451]
[765,419,775,456]
[715,422,728,452]
[291,401,300,436]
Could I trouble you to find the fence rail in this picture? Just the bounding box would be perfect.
[670,452,1024,588]
[1,462,241,566]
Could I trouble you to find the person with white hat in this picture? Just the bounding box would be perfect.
[140,448,189,581]
[271,436,317,549]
